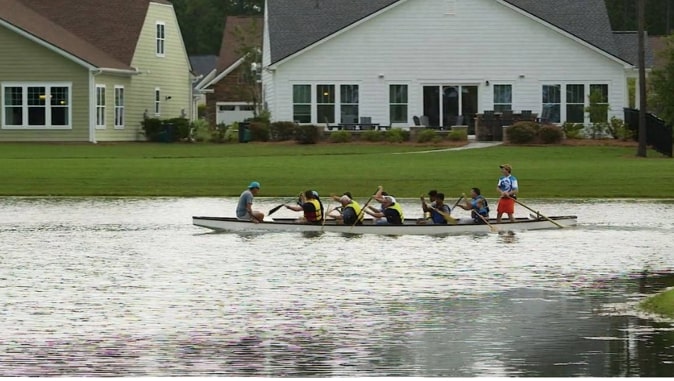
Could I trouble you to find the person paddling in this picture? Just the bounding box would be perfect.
[285,190,323,224]
[457,187,490,224]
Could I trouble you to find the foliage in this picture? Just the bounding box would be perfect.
[231,18,264,117]
[640,288,674,318]
[506,121,538,144]
[197,104,206,119]
[141,117,189,142]
[248,121,269,142]
[190,118,211,142]
[166,118,191,141]
[210,123,228,143]
[538,124,564,144]
[384,128,409,143]
[269,121,297,141]
[649,34,674,129]
[223,122,239,143]
[141,118,163,142]
[416,129,441,143]
[588,122,609,139]
[360,130,384,142]
[561,122,585,139]
[447,129,468,142]
[607,116,633,141]
[295,125,321,144]
[586,88,609,124]
[329,130,352,143]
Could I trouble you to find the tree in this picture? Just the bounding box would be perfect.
[231,18,264,117]
[649,35,674,125]
[637,0,648,157]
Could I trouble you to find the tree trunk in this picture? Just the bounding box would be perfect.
[637,0,648,157]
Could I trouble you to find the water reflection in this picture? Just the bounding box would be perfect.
[0,197,673,376]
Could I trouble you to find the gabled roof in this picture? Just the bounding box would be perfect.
[0,0,171,71]
[190,55,218,77]
[216,16,263,72]
[267,0,648,67]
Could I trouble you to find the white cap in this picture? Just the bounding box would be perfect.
[339,195,351,204]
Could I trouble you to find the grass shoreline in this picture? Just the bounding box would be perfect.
[640,288,674,319]
[1,142,671,198]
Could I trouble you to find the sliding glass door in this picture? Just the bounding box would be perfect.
[423,85,478,132]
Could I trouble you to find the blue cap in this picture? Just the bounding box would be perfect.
[312,190,319,198]
[248,181,260,189]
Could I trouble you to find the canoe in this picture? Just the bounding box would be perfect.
[192,215,578,236]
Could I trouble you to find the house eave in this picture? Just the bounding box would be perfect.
[203,57,246,88]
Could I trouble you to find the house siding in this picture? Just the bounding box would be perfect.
[92,75,134,141]
[126,2,191,141]
[0,24,90,142]
[265,0,628,126]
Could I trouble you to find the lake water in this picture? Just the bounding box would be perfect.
[1,197,673,377]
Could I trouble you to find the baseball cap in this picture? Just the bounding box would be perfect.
[499,164,512,172]
[248,181,260,189]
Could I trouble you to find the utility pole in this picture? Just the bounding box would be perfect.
[637,0,648,157]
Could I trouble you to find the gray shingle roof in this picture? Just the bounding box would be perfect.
[268,0,647,66]
[190,55,218,76]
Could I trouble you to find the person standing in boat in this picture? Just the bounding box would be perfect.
[236,181,264,223]
[496,164,518,223]
[329,193,364,225]
[365,192,404,225]
[285,190,323,224]
[457,187,490,224]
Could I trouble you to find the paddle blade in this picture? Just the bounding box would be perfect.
[267,203,285,216]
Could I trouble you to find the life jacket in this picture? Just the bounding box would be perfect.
[431,204,451,224]
[385,202,404,225]
[344,200,364,224]
[471,196,490,223]
[304,199,322,223]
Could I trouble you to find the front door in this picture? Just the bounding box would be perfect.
[423,85,478,133]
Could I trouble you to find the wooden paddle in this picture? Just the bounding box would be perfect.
[428,205,457,225]
[352,187,380,227]
[474,211,498,232]
[512,198,564,228]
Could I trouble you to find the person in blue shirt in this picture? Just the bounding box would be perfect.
[425,192,452,224]
[496,164,518,222]
[458,187,490,224]
[236,181,264,223]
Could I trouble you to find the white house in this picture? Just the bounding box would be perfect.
[262,0,651,130]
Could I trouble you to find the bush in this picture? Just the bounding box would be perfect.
[295,124,321,144]
[166,117,190,141]
[141,118,163,141]
[269,121,297,141]
[506,121,538,144]
[209,123,228,143]
[562,122,585,139]
[360,130,384,142]
[329,130,352,143]
[608,116,633,141]
[223,123,238,143]
[190,119,210,142]
[384,128,409,143]
[589,122,608,139]
[249,121,270,142]
[447,129,468,141]
[416,129,441,143]
[538,124,564,144]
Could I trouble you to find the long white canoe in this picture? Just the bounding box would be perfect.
[192,215,577,236]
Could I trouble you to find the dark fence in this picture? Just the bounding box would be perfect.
[624,108,673,157]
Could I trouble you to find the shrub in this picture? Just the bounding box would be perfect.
[249,121,270,142]
[209,123,228,143]
[141,118,163,142]
[506,121,538,144]
[190,119,210,142]
[608,116,633,141]
[589,122,608,139]
[295,124,321,144]
[165,117,190,141]
[384,128,409,143]
[447,129,468,141]
[269,121,297,141]
[329,130,352,143]
[360,130,384,142]
[223,123,238,143]
[562,122,585,139]
[417,129,441,143]
[538,124,564,144]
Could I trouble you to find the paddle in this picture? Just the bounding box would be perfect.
[512,198,564,229]
[450,195,464,211]
[268,194,302,216]
[353,188,380,227]
[427,205,457,225]
[474,211,498,232]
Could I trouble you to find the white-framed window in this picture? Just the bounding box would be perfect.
[2,83,71,129]
[566,84,585,123]
[316,84,335,124]
[389,84,408,123]
[589,84,609,123]
[96,85,106,128]
[156,22,166,57]
[154,88,161,116]
[292,84,311,123]
[541,84,561,123]
[493,84,512,112]
[114,86,125,128]
[340,85,359,124]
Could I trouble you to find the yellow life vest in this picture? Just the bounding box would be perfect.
[306,198,322,222]
[387,202,404,221]
[348,200,364,222]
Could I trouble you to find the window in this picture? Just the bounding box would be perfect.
[565,84,585,123]
[2,83,70,128]
[389,85,408,123]
[316,85,335,124]
[292,85,311,123]
[154,88,161,116]
[114,86,124,128]
[156,22,165,56]
[96,85,106,128]
[589,84,609,123]
[340,85,359,123]
[493,84,512,112]
[541,84,561,123]
[219,105,236,111]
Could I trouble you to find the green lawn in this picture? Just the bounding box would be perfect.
[640,288,674,319]
[0,142,671,197]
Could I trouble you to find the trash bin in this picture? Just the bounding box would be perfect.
[159,122,174,143]
[238,122,251,143]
